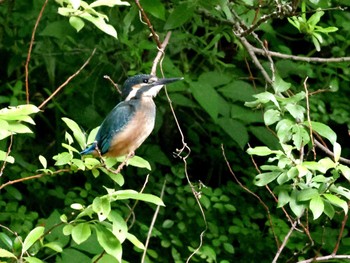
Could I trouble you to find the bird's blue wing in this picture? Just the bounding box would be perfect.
[95,101,136,154]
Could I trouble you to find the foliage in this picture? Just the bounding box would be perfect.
[0,0,350,262]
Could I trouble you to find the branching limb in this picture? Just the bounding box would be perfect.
[151,31,172,76]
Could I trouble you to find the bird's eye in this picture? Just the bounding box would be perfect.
[143,79,149,83]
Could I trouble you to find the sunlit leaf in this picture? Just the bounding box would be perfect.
[72,223,91,244]
[22,226,45,253]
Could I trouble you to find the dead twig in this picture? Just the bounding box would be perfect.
[0,134,13,177]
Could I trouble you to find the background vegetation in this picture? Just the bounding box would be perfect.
[1,0,350,262]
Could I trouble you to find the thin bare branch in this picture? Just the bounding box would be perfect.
[38,48,96,109]
[0,169,70,191]
[104,75,121,94]
[298,254,350,263]
[0,134,13,177]
[151,31,172,76]
[332,200,349,255]
[314,140,350,165]
[272,220,298,263]
[303,77,316,160]
[141,179,166,263]
[135,0,162,48]
[25,0,49,104]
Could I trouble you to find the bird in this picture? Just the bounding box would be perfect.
[80,74,183,158]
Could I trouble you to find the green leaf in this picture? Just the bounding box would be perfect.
[323,200,335,219]
[87,126,100,145]
[264,109,280,125]
[289,190,306,218]
[309,195,324,220]
[53,152,73,166]
[247,146,283,156]
[0,150,15,163]
[95,226,122,262]
[126,233,145,250]
[79,13,117,39]
[0,104,40,119]
[72,223,91,244]
[100,168,124,186]
[69,16,85,32]
[7,122,33,134]
[62,118,86,150]
[127,155,151,170]
[190,81,222,120]
[108,211,127,243]
[43,242,63,253]
[93,197,111,221]
[109,189,165,206]
[292,124,310,149]
[218,80,255,102]
[0,233,13,250]
[23,257,43,263]
[217,118,248,149]
[38,155,47,169]
[308,10,324,27]
[164,3,195,30]
[333,142,341,163]
[253,92,280,109]
[339,164,350,181]
[276,119,294,143]
[140,0,165,20]
[254,172,281,186]
[304,121,337,145]
[277,190,290,207]
[90,0,130,7]
[323,194,348,215]
[0,248,16,258]
[285,104,305,121]
[272,73,291,93]
[22,226,45,253]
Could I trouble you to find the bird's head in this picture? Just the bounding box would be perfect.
[122,74,183,101]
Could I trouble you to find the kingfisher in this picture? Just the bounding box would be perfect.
[80,74,183,158]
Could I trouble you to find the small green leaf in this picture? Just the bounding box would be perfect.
[289,190,306,217]
[72,223,91,244]
[22,257,43,263]
[339,164,350,181]
[69,16,85,32]
[217,118,248,149]
[254,172,281,186]
[87,126,99,145]
[62,118,86,150]
[128,155,151,170]
[164,3,195,30]
[93,197,111,221]
[53,152,73,166]
[109,189,165,206]
[108,211,127,243]
[44,242,63,253]
[0,248,16,258]
[63,224,73,236]
[277,190,290,207]
[323,199,335,219]
[333,142,341,163]
[90,0,130,7]
[323,194,348,215]
[126,233,145,250]
[272,73,291,93]
[71,203,84,210]
[285,104,305,121]
[306,121,337,145]
[39,155,47,169]
[264,109,280,125]
[95,226,122,262]
[0,150,15,163]
[22,226,45,253]
[79,13,117,39]
[247,146,283,156]
[310,195,324,220]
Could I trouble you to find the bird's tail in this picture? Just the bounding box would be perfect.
[80,143,97,155]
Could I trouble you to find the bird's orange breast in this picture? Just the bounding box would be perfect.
[106,97,156,157]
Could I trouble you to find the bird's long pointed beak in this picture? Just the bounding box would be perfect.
[156,77,184,85]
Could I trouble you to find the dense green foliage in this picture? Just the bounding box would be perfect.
[1,0,350,262]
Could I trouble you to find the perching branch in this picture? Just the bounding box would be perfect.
[151,31,172,76]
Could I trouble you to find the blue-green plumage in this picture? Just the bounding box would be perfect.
[80,74,182,157]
